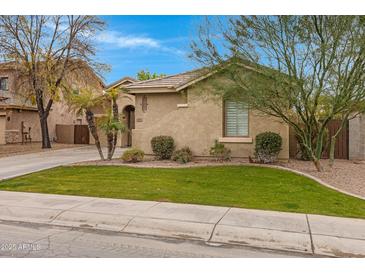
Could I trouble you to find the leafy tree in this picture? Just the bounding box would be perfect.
[0,15,105,148]
[137,69,166,81]
[68,88,105,160]
[191,16,365,171]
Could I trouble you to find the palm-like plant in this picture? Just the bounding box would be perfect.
[68,88,105,160]
[98,110,126,160]
[105,87,122,157]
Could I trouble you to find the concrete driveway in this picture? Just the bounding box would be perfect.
[0,146,123,180]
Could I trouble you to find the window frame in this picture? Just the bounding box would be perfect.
[0,77,9,91]
[223,99,249,138]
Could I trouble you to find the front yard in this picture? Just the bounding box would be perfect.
[1,165,365,219]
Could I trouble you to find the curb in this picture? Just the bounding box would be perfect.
[0,190,365,258]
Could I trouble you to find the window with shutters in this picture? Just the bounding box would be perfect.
[224,100,249,137]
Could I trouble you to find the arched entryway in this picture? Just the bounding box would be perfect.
[122,105,135,147]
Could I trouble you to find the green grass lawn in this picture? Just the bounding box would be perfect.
[1,165,364,218]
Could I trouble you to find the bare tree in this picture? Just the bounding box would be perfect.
[191,16,365,171]
[0,15,105,148]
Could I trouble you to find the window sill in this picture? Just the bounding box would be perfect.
[177,103,188,108]
[218,137,253,143]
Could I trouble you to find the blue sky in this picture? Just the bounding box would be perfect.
[95,16,205,84]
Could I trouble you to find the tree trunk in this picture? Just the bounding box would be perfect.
[39,114,51,149]
[36,92,52,149]
[110,97,119,159]
[107,132,114,160]
[329,136,336,168]
[312,157,323,172]
[111,132,118,158]
[85,110,104,160]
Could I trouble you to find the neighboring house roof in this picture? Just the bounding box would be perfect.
[0,104,38,111]
[125,68,209,93]
[0,61,17,70]
[106,76,137,90]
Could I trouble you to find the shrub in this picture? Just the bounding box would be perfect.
[209,140,231,161]
[172,146,193,164]
[151,135,175,160]
[121,148,144,163]
[255,132,282,163]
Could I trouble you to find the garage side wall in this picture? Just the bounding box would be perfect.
[349,114,365,160]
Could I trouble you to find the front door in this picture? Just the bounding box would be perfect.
[126,106,135,147]
[122,105,135,147]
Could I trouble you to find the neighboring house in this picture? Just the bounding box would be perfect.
[121,68,289,159]
[0,61,104,145]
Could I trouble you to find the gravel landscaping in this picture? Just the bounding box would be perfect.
[282,159,365,198]
[72,158,249,168]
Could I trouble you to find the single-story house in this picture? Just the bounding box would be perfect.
[120,68,290,160]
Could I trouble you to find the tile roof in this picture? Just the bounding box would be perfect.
[125,68,208,90]
[106,76,137,89]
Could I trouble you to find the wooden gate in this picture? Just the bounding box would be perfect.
[322,120,349,159]
[289,119,349,159]
[74,125,89,144]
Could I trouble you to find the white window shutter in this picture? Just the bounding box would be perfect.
[225,100,248,137]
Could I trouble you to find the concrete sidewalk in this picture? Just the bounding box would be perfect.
[0,146,123,180]
[0,190,364,257]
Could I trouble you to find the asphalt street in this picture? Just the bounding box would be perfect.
[0,220,307,258]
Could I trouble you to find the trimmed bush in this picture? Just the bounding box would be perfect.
[209,140,231,161]
[121,148,144,163]
[172,146,193,164]
[255,132,282,163]
[151,135,175,160]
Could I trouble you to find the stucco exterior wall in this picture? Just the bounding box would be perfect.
[131,87,289,159]
[349,114,365,160]
[0,69,27,106]
[5,109,40,142]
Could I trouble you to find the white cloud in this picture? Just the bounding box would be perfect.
[95,30,187,56]
[96,30,160,49]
